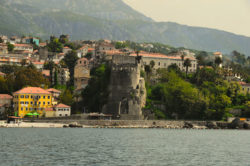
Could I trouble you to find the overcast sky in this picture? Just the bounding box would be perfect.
[123,0,250,37]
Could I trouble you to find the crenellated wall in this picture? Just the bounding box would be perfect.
[102,55,146,120]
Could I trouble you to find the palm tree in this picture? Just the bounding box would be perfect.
[184,58,191,78]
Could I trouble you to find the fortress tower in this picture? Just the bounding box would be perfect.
[102,55,146,120]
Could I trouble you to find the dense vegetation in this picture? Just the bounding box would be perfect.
[145,65,250,120]
[81,63,111,113]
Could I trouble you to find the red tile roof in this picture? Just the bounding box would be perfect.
[32,61,44,65]
[130,51,196,61]
[14,87,51,94]
[0,94,13,99]
[0,72,6,76]
[14,44,33,48]
[55,103,70,108]
[214,52,222,55]
[46,88,61,93]
[42,70,50,77]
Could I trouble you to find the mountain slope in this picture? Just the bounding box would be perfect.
[0,0,250,55]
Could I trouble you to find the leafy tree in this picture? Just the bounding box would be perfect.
[115,42,127,49]
[7,42,14,52]
[47,38,63,53]
[14,67,49,91]
[82,64,111,113]
[63,50,79,86]
[232,50,246,65]
[59,34,69,44]
[196,51,208,66]
[21,59,27,67]
[215,57,222,67]
[191,67,219,86]
[59,89,74,106]
[184,58,191,78]
[149,60,155,69]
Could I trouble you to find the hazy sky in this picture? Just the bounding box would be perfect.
[123,0,250,37]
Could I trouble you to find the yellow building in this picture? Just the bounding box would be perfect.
[240,82,250,94]
[13,87,52,117]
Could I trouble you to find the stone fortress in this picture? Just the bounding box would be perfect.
[102,55,146,120]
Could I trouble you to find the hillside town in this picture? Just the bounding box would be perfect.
[0,34,249,123]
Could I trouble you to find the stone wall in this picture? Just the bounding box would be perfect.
[102,55,146,120]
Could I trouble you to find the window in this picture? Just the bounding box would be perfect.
[21,107,23,111]
[43,96,45,99]
[31,102,33,104]
[48,102,50,105]
[26,107,28,111]
[25,102,29,104]
[21,95,24,98]
[193,64,196,68]
[20,102,24,104]
[25,95,29,98]
[59,114,62,116]
[65,114,68,116]
[48,96,50,99]
[158,62,160,66]
[39,102,41,105]
[164,63,166,67]
[43,102,45,105]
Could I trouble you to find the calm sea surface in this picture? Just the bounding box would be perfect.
[0,128,250,166]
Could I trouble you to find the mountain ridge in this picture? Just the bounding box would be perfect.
[0,0,250,55]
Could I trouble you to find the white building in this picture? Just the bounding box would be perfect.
[130,52,198,73]
[54,103,71,117]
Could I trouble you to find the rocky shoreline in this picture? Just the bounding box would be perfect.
[1,118,250,129]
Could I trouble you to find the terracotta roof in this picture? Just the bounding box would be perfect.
[0,72,6,76]
[130,52,196,61]
[39,43,47,47]
[14,44,33,48]
[32,61,44,65]
[0,94,13,99]
[88,48,95,51]
[46,88,61,93]
[0,104,3,107]
[240,82,250,86]
[42,70,50,77]
[214,52,222,55]
[64,46,71,49]
[79,45,88,50]
[55,103,70,108]
[14,87,51,94]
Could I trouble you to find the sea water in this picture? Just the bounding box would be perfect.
[0,128,249,166]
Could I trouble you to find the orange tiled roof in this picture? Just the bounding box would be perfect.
[0,94,13,99]
[0,72,6,76]
[42,70,50,77]
[14,87,51,94]
[130,52,196,60]
[14,44,33,48]
[214,52,222,55]
[88,48,95,51]
[46,88,61,93]
[55,103,70,108]
[32,61,44,65]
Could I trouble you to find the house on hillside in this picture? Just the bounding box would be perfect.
[74,58,90,94]
[240,82,250,94]
[130,51,198,73]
